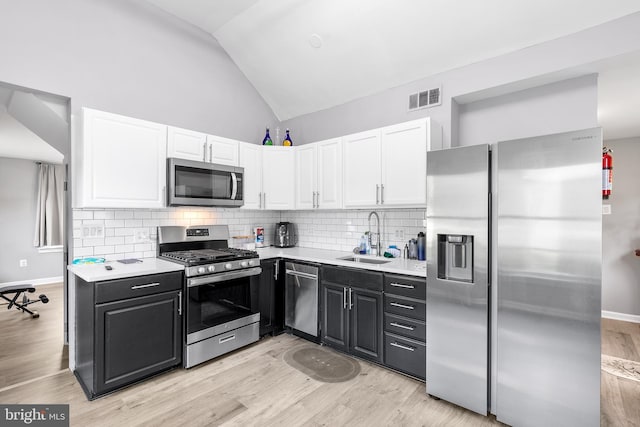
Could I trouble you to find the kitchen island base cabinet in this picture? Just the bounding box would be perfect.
[74,272,182,399]
[321,266,383,364]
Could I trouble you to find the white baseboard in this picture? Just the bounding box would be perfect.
[0,276,63,288]
[602,310,640,324]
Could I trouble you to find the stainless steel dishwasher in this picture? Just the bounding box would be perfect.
[285,262,318,337]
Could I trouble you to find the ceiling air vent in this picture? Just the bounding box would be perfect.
[408,86,442,111]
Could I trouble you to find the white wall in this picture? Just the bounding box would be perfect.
[280,13,640,147]
[602,137,640,320]
[457,75,598,146]
[0,0,278,143]
[0,158,62,284]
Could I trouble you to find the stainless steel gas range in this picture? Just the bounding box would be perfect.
[158,225,261,368]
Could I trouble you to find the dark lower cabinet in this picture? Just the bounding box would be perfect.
[259,259,284,336]
[349,288,383,362]
[95,292,181,395]
[322,282,349,352]
[383,273,427,380]
[321,266,383,364]
[75,271,183,399]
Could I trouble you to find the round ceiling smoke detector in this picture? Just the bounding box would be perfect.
[309,34,323,49]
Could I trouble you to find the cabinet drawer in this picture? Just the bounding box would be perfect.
[384,332,426,380]
[384,313,425,342]
[384,295,426,321]
[322,266,383,292]
[95,272,182,304]
[384,274,425,300]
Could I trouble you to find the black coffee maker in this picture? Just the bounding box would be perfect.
[274,222,297,248]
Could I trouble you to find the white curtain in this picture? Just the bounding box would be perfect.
[33,163,64,247]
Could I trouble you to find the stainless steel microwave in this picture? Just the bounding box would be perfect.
[167,158,244,207]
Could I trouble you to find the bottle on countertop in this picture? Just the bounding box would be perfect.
[283,128,293,146]
[262,127,273,146]
[408,239,418,260]
[417,232,426,261]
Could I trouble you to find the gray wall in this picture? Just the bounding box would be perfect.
[457,75,598,146]
[0,158,62,283]
[0,0,278,143]
[280,13,640,146]
[602,137,640,317]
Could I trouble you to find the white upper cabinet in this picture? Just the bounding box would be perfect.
[343,118,439,208]
[168,127,239,166]
[80,108,167,208]
[343,129,382,208]
[262,147,295,210]
[295,144,317,209]
[208,135,239,166]
[316,138,343,209]
[239,144,295,210]
[167,126,207,162]
[295,138,343,210]
[238,142,263,210]
[381,119,428,206]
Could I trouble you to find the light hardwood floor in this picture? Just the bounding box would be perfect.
[1,283,638,426]
[0,283,67,389]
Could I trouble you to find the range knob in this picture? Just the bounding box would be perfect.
[240,261,248,268]
[197,267,206,274]
[208,265,216,273]
[225,263,233,270]
[248,260,256,266]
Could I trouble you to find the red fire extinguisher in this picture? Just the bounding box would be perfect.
[602,147,613,199]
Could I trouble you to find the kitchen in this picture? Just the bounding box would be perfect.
[1,1,640,426]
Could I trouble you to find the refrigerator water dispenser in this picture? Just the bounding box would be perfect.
[437,234,473,283]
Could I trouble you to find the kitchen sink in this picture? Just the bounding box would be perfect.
[337,256,391,265]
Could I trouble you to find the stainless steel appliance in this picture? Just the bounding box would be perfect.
[426,129,602,427]
[285,262,319,337]
[167,158,243,207]
[158,225,261,368]
[274,222,297,248]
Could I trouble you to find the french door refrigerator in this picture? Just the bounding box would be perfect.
[426,128,602,427]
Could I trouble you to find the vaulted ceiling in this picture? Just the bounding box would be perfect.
[147,0,640,123]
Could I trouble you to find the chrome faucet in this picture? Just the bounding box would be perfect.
[368,211,382,257]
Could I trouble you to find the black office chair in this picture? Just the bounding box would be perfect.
[0,284,49,318]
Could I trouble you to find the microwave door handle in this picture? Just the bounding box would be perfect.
[230,172,238,200]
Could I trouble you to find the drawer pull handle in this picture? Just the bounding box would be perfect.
[390,302,415,310]
[390,342,415,352]
[131,282,160,290]
[390,282,415,289]
[390,322,415,331]
[219,334,236,344]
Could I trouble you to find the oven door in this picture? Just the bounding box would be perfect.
[168,158,244,207]
[185,267,260,345]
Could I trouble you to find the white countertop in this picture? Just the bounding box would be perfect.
[68,258,185,282]
[256,246,426,278]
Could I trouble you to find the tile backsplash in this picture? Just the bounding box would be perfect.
[72,208,280,261]
[72,207,426,260]
[281,208,426,253]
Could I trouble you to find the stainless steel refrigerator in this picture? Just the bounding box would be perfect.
[426,129,602,427]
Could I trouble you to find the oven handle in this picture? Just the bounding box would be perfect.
[187,267,262,287]
[231,172,238,200]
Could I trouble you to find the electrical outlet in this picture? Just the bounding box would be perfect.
[82,224,105,238]
[394,229,404,240]
[19,259,27,267]
[133,229,149,243]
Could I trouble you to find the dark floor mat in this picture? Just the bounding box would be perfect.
[283,345,360,383]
